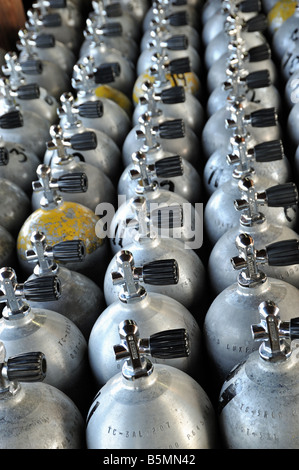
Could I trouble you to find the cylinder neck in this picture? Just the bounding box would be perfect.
[252,301,292,362]
[112,252,147,304]
[235,177,267,227]
[32,165,63,210]
[232,233,268,288]
[0,268,30,319]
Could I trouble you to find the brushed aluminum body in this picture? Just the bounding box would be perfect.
[86,364,218,449]
[104,236,206,315]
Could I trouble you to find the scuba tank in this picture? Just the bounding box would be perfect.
[204,234,299,389]
[202,0,262,46]
[133,53,202,104]
[136,31,201,78]
[89,0,140,41]
[38,124,116,211]
[17,164,110,284]
[17,29,71,100]
[204,168,298,246]
[204,11,270,71]
[103,196,206,314]
[25,231,106,340]
[49,93,122,183]
[219,299,299,449]
[122,112,201,168]
[206,26,277,93]
[206,64,281,117]
[201,96,281,160]
[75,39,136,99]
[109,165,201,253]
[140,12,201,51]
[89,250,203,385]
[0,342,85,449]
[132,79,204,136]
[0,136,40,195]
[203,137,291,197]
[143,0,201,32]
[118,150,202,205]
[0,267,90,413]
[33,0,84,29]
[72,55,133,116]
[2,51,59,125]
[71,61,131,146]
[25,5,82,53]
[80,17,139,65]
[208,177,299,294]
[0,78,50,159]
[86,319,218,449]
[21,15,76,76]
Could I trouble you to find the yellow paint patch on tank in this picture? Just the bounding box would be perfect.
[17,201,104,262]
[268,0,296,34]
[94,84,133,117]
[132,71,201,104]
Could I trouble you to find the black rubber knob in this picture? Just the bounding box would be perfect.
[70,131,98,151]
[20,59,43,75]
[166,35,188,51]
[17,83,40,100]
[290,317,299,340]
[149,329,189,358]
[247,43,271,62]
[106,2,123,17]
[42,13,62,28]
[246,13,267,32]
[101,22,123,37]
[246,70,270,89]
[161,86,185,104]
[49,0,67,8]
[0,147,9,166]
[266,239,299,266]
[265,182,298,207]
[78,101,104,118]
[32,33,54,50]
[35,33,56,48]
[142,259,179,285]
[23,275,61,301]
[254,140,284,162]
[239,0,261,12]
[158,119,185,139]
[168,11,188,26]
[94,62,120,84]
[168,57,191,74]
[52,239,86,262]
[250,107,277,127]
[57,172,88,193]
[0,111,23,129]
[155,155,184,177]
[6,352,46,382]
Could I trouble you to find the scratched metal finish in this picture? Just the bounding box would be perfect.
[219,346,299,448]
[86,365,218,449]
[16,201,107,282]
